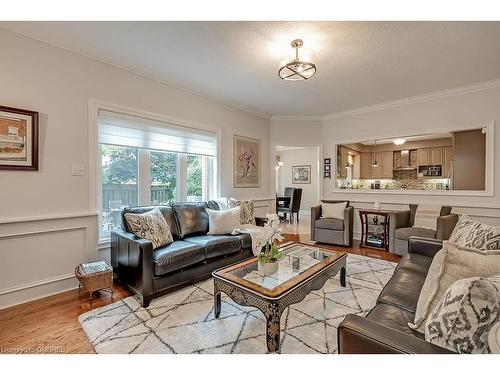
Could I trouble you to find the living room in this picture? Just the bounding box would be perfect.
[1,1,500,373]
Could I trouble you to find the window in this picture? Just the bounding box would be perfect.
[98,110,217,241]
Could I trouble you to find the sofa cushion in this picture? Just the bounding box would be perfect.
[184,235,242,259]
[122,205,180,239]
[395,253,433,276]
[449,214,500,250]
[377,266,427,313]
[232,233,252,249]
[315,218,344,231]
[395,227,436,241]
[153,240,206,276]
[172,202,209,238]
[366,303,423,339]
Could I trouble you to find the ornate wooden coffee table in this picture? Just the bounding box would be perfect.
[212,242,347,353]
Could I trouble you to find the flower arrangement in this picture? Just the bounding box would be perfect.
[257,214,284,268]
[238,146,256,178]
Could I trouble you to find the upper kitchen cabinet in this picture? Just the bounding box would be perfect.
[371,151,393,179]
[417,148,429,165]
[417,147,443,166]
[360,152,372,179]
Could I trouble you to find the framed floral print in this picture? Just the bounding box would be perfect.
[292,165,311,184]
[233,135,261,188]
[0,105,39,171]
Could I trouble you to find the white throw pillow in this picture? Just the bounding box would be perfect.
[425,275,500,353]
[409,240,500,333]
[449,215,500,250]
[321,202,347,220]
[124,208,173,250]
[207,207,241,235]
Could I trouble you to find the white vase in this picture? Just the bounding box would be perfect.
[258,261,279,275]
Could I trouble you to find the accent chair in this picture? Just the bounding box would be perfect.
[310,200,354,246]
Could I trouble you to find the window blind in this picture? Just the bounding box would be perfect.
[98,110,217,157]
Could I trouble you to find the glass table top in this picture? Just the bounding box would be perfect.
[214,242,346,298]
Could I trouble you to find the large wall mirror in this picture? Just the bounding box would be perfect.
[334,124,494,194]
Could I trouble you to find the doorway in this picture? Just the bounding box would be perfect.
[275,145,321,234]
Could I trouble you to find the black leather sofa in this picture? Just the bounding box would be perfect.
[338,237,454,354]
[111,202,258,307]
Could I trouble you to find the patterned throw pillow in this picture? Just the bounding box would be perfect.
[449,215,500,250]
[228,198,256,225]
[425,276,500,353]
[124,208,173,249]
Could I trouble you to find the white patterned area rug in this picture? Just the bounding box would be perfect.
[79,254,396,354]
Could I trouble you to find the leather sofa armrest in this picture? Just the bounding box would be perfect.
[408,236,443,258]
[111,229,154,306]
[255,217,267,227]
[338,314,453,354]
[436,214,459,240]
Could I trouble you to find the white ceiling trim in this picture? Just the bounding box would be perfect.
[271,78,500,122]
[1,27,273,120]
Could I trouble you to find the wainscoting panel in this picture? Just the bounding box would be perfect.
[0,214,98,309]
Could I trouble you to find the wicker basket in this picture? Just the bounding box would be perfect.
[75,261,113,305]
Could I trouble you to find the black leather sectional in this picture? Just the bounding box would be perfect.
[111,202,257,307]
[337,237,454,354]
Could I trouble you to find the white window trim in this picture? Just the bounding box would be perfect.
[89,99,221,245]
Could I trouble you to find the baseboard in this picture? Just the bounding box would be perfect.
[0,276,79,310]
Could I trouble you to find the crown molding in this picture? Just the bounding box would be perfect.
[324,78,500,121]
[1,27,272,121]
[271,115,324,121]
[271,78,500,122]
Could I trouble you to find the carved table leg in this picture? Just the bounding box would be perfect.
[214,280,221,318]
[265,303,281,353]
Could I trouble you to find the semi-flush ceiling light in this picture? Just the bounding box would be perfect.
[278,39,316,81]
[393,138,406,145]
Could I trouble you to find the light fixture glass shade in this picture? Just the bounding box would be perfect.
[278,39,316,81]
[393,138,406,145]
[371,160,379,167]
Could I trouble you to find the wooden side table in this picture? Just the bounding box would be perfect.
[75,261,113,306]
[359,209,391,251]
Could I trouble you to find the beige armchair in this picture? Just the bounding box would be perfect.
[389,204,458,256]
[311,200,354,246]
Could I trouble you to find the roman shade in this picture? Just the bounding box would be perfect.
[98,110,217,157]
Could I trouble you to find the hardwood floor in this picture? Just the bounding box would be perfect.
[0,232,399,354]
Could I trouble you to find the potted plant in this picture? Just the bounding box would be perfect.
[257,214,284,275]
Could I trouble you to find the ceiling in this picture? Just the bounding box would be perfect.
[3,21,500,117]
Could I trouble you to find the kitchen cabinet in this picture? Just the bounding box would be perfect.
[360,152,372,179]
[339,146,348,178]
[418,148,429,166]
[429,147,443,165]
[418,147,443,166]
[443,146,453,178]
[371,151,393,179]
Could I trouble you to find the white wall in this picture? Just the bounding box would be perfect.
[0,29,273,308]
[277,147,320,212]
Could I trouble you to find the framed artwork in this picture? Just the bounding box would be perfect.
[324,171,331,178]
[0,105,39,171]
[324,158,331,165]
[233,135,261,188]
[292,165,311,184]
[324,164,331,171]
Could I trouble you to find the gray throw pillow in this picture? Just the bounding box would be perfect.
[125,208,173,249]
[449,215,500,250]
[425,275,500,353]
